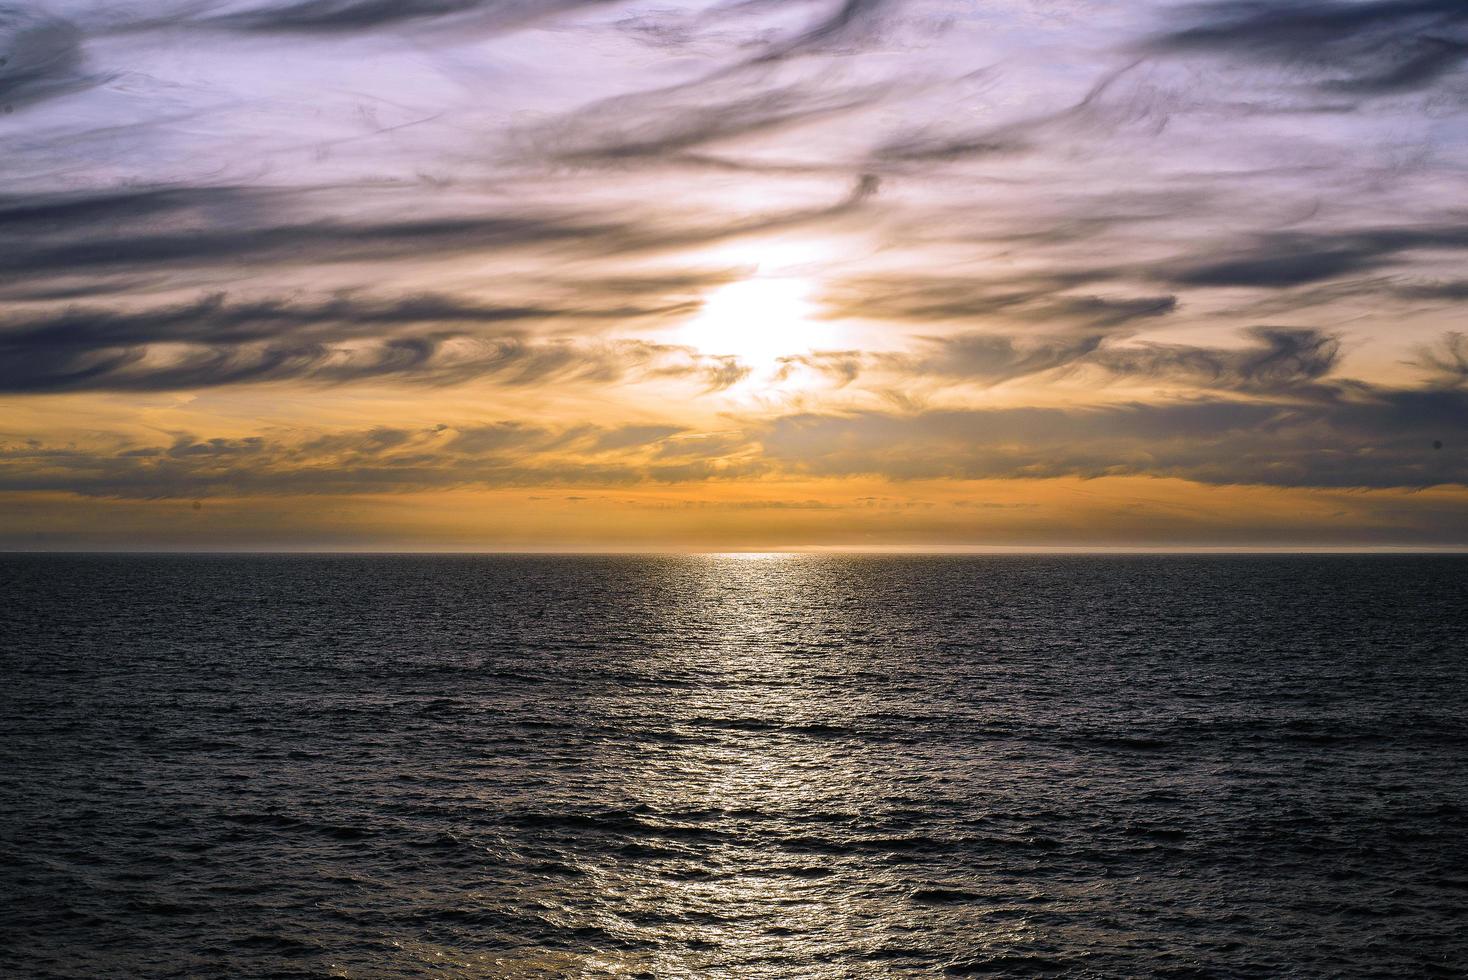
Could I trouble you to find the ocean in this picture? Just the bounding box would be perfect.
[2,553,1466,977]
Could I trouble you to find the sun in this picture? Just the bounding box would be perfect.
[680,275,836,369]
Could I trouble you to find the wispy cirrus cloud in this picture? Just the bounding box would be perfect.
[1412,332,1468,388]
[199,0,619,35]
[0,290,746,392]
[1086,327,1343,395]
[1162,224,1468,289]
[820,274,1177,329]
[1145,0,1468,100]
[781,326,1347,397]
[0,176,880,297]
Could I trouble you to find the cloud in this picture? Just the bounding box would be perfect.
[0,4,91,110]
[7,333,1463,498]
[0,421,752,498]
[0,333,747,394]
[758,384,1468,489]
[0,185,247,230]
[777,326,1342,395]
[195,0,897,49]
[5,388,1462,498]
[0,176,880,288]
[1145,0,1468,99]
[0,291,692,348]
[613,0,903,63]
[774,350,864,386]
[872,61,1167,165]
[0,292,754,393]
[1412,332,1468,388]
[86,0,625,38]
[203,0,594,34]
[878,332,1107,385]
[0,195,605,278]
[591,424,687,451]
[500,0,918,180]
[1164,224,1468,288]
[531,75,890,167]
[1089,327,1342,394]
[821,275,1177,328]
[747,0,898,64]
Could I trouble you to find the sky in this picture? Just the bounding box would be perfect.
[2,0,1467,550]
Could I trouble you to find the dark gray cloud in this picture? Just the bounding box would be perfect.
[0,291,693,349]
[0,335,746,394]
[872,61,1162,165]
[1413,332,1468,388]
[1089,327,1341,394]
[758,384,1468,489]
[1,203,604,278]
[821,274,1177,328]
[1398,280,1468,303]
[893,328,1341,395]
[192,0,897,52]
[0,4,91,110]
[0,290,745,393]
[1164,224,1468,288]
[1217,277,1403,318]
[880,332,1107,386]
[0,177,878,285]
[614,0,902,63]
[0,185,252,232]
[747,0,897,64]
[208,0,534,33]
[532,75,889,167]
[0,185,748,301]
[99,0,625,37]
[1146,0,1468,99]
[504,0,914,180]
[780,326,1343,395]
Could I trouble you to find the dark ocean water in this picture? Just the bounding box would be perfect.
[2,553,1467,978]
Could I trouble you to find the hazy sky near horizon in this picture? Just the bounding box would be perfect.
[3,0,1468,549]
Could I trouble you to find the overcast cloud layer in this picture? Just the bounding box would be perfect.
[2,0,1466,547]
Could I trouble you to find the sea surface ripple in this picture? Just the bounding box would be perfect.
[3,554,1467,977]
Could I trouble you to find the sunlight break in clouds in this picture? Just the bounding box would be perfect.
[0,0,1466,549]
[681,274,833,372]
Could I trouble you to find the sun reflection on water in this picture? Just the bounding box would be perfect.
[544,554,1003,977]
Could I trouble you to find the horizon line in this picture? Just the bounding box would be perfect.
[5,545,1468,556]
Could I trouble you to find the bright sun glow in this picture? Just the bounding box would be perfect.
[680,276,837,369]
